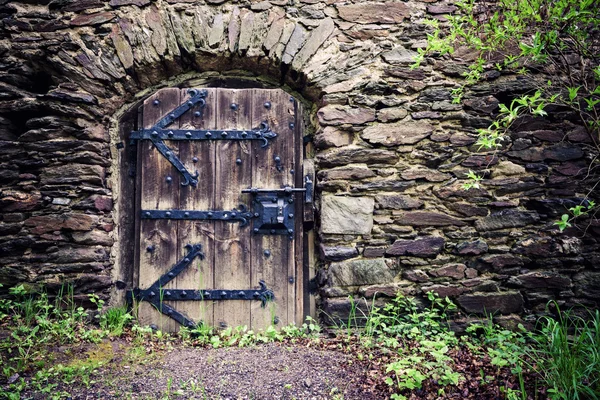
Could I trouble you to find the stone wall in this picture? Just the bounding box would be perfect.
[0,0,598,322]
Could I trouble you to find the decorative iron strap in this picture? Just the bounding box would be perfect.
[141,205,255,227]
[130,88,278,187]
[129,121,277,147]
[132,282,275,307]
[126,243,275,328]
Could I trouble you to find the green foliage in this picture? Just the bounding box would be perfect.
[363,292,462,396]
[416,0,600,230]
[528,305,600,399]
[178,317,322,349]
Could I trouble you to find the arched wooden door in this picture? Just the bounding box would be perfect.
[127,87,308,332]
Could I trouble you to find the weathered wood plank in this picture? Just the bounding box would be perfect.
[138,88,181,333]
[250,88,296,329]
[214,88,253,329]
[176,88,217,328]
[294,101,305,325]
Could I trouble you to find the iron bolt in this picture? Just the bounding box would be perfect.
[273,316,280,325]
[270,229,276,234]
[166,176,172,183]
[207,212,213,217]
[289,213,294,218]
[153,99,160,106]
[236,158,242,165]
[166,291,171,296]
[221,131,228,137]
[241,131,248,138]
[289,277,294,284]
[168,272,174,277]
[181,291,187,297]
[254,213,259,217]
[274,156,281,163]
[168,131,174,137]
[290,169,294,174]
[145,212,151,217]
[187,101,193,107]
[288,229,293,234]
[184,212,189,217]
[220,322,227,328]
[253,228,259,233]
[169,113,175,119]
[206,132,212,137]
[264,101,271,109]
[231,212,237,217]
[264,250,271,257]
[289,122,295,129]
[166,211,171,216]
[192,157,198,163]
[152,131,158,136]
[186,131,192,138]
[184,258,190,263]
[230,103,238,111]
[288,198,294,203]
[146,245,155,252]
[194,111,201,117]
[149,291,156,297]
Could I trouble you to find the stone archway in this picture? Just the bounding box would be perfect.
[2,0,598,324]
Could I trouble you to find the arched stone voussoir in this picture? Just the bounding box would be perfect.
[62,2,340,106]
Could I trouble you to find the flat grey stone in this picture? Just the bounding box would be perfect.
[321,196,374,235]
[329,258,393,287]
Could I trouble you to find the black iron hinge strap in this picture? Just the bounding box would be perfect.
[141,205,255,227]
[155,88,208,129]
[132,282,275,307]
[149,243,205,291]
[129,121,277,148]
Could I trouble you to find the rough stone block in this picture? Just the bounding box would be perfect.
[430,263,466,280]
[320,245,358,261]
[337,2,410,24]
[423,284,465,298]
[475,210,540,231]
[457,292,524,315]
[386,236,445,258]
[317,147,398,168]
[375,195,423,210]
[321,196,374,235]
[508,272,572,289]
[399,212,467,227]
[329,258,393,287]
[317,105,376,126]
[454,240,488,255]
[361,121,433,146]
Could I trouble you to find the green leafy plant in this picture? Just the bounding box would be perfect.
[415,0,600,231]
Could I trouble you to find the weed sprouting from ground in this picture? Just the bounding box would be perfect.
[1,284,599,399]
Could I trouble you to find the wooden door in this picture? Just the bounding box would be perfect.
[128,87,304,332]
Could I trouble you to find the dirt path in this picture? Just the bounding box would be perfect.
[22,340,385,400]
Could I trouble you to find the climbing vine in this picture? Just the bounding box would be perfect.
[414,0,600,231]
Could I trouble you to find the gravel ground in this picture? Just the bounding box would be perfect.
[24,341,384,400]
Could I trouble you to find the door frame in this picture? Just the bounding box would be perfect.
[113,81,315,329]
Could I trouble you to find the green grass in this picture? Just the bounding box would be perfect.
[528,305,600,400]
